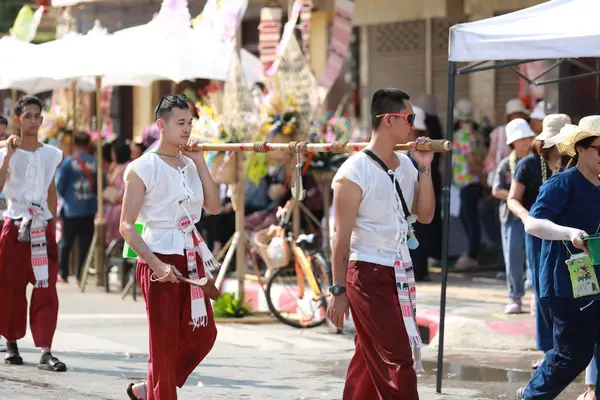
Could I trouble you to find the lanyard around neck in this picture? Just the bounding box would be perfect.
[363,150,411,219]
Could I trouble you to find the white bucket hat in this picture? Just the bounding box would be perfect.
[506,118,536,145]
[505,98,529,116]
[557,115,600,157]
[536,114,572,142]
[530,101,546,120]
[413,106,427,131]
[544,123,579,150]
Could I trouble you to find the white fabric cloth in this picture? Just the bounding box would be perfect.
[449,0,600,62]
[0,145,62,221]
[125,152,205,255]
[332,151,418,267]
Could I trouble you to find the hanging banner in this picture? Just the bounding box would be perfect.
[318,0,356,101]
[258,7,283,72]
[266,0,303,77]
[299,0,313,59]
[10,5,45,43]
[195,0,247,44]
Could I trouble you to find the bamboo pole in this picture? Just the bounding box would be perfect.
[187,139,452,153]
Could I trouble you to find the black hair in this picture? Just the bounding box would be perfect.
[133,141,147,154]
[102,141,113,164]
[73,131,91,148]
[255,82,266,92]
[370,88,411,130]
[0,115,7,126]
[14,95,43,117]
[567,136,598,168]
[154,94,192,120]
[111,138,132,164]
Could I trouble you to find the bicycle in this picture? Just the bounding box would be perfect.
[261,201,332,329]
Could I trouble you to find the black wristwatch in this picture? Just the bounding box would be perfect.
[329,285,346,296]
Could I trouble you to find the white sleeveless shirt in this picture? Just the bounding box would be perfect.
[125,152,205,255]
[0,144,63,221]
[332,151,418,267]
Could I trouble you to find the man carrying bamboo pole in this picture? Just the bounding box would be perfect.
[120,95,220,400]
[0,95,66,371]
[327,88,436,399]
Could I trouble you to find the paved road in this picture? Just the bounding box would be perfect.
[0,284,586,399]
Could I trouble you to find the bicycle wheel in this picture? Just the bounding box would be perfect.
[265,252,331,329]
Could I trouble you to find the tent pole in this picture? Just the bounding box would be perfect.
[596,59,600,114]
[436,60,456,394]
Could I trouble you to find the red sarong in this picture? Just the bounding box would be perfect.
[343,260,419,400]
[137,252,218,400]
[0,218,59,348]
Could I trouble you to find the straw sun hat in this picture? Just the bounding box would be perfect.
[557,115,600,157]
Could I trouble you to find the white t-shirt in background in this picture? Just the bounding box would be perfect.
[332,151,418,267]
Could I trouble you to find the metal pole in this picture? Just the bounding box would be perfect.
[436,60,456,394]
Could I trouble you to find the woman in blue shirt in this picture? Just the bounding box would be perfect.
[517,116,600,399]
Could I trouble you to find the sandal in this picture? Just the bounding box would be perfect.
[38,352,67,372]
[4,342,23,365]
[515,387,525,399]
[126,382,146,400]
[126,383,141,400]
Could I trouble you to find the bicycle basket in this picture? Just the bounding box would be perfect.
[254,226,290,269]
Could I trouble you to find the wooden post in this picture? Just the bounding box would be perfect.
[235,154,246,299]
[94,76,106,286]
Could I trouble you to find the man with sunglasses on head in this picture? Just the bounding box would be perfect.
[120,95,220,400]
[0,96,65,371]
[327,88,435,399]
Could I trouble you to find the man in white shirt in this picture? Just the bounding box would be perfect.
[327,88,435,399]
[120,95,221,400]
[0,96,65,371]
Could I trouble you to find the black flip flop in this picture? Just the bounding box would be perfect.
[4,354,23,365]
[38,353,67,372]
[126,383,142,400]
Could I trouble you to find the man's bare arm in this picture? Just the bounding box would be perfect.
[0,156,9,194]
[331,178,361,286]
[194,156,220,215]
[47,177,58,221]
[412,165,435,224]
[119,170,163,271]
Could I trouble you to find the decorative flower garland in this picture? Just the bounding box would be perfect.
[540,155,562,183]
[509,151,518,175]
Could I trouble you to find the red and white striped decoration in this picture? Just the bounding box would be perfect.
[258,7,283,72]
[299,0,313,59]
[318,0,355,97]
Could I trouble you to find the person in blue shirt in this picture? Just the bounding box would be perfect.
[56,132,99,283]
[517,116,600,399]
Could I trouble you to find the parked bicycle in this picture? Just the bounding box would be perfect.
[258,200,332,329]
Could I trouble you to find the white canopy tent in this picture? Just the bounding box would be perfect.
[436,0,600,395]
[0,36,96,94]
[449,0,600,62]
[1,3,264,92]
